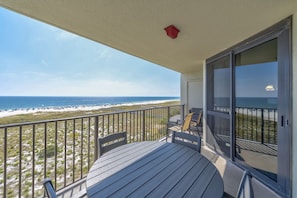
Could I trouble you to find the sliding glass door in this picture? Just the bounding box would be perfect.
[235,39,278,181]
[206,18,291,197]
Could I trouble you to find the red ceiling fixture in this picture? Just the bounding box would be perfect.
[164,25,180,39]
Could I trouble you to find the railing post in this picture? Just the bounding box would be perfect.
[181,104,185,120]
[261,108,264,144]
[94,116,99,161]
[142,110,146,141]
[167,106,170,122]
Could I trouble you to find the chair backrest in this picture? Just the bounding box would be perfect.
[171,131,201,152]
[43,178,57,198]
[196,110,203,126]
[181,113,194,131]
[98,132,127,157]
[236,171,253,198]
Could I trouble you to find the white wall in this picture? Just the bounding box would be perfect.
[292,12,297,198]
[180,67,204,113]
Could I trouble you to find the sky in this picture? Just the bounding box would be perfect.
[0,7,180,97]
[214,61,277,98]
[236,62,277,98]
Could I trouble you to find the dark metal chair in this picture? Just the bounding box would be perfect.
[98,132,127,157]
[43,178,86,198]
[171,131,201,153]
[236,170,254,198]
[43,178,57,198]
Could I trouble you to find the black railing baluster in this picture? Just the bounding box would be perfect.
[73,119,75,183]
[64,120,67,186]
[19,126,22,197]
[87,117,91,170]
[4,128,7,197]
[44,123,47,179]
[32,124,35,198]
[80,118,83,179]
[142,110,145,141]
[94,116,99,161]
[54,122,58,189]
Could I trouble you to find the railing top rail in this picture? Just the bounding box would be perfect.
[0,104,183,128]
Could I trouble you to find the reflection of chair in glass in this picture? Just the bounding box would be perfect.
[98,132,127,157]
[236,171,253,198]
[171,131,201,153]
[167,113,194,140]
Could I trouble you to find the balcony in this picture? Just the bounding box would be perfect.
[0,104,183,197]
[0,104,277,197]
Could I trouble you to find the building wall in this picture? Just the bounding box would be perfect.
[292,12,297,198]
[180,68,203,113]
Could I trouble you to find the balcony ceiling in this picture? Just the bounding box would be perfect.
[0,1,296,74]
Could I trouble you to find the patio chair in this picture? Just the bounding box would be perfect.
[43,178,86,198]
[190,109,203,135]
[236,170,253,198]
[171,131,201,153]
[98,131,127,157]
[167,113,194,140]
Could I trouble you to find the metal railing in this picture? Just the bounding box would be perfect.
[0,104,184,198]
[235,107,277,145]
[212,106,277,145]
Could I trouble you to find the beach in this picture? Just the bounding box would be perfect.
[0,100,180,125]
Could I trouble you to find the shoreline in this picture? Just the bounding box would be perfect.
[0,100,180,125]
[0,99,179,118]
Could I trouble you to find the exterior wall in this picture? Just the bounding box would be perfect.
[180,68,203,113]
[292,12,297,198]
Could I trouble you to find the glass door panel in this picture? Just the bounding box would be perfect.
[235,39,278,181]
[206,55,231,158]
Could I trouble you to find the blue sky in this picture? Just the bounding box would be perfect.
[0,7,180,97]
[236,62,277,98]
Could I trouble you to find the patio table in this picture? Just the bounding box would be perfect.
[86,141,224,198]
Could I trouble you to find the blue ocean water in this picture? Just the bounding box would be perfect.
[236,97,277,109]
[0,96,180,111]
[214,97,277,109]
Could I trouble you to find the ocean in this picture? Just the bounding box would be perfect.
[215,97,278,109]
[0,96,180,117]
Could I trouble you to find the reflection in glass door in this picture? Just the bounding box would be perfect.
[235,39,278,181]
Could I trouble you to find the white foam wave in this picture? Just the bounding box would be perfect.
[0,99,179,118]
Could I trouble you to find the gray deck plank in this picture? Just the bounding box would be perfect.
[93,145,178,196]
[127,150,201,198]
[111,146,194,197]
[87,141,165,188]
[88,143,173,196]
[162,157,210,198]
[183,164,217,197]
[201,172,224,198]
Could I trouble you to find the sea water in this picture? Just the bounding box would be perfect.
[0,96,180,117]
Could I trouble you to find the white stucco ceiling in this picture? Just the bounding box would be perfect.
[1,1,297,74]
